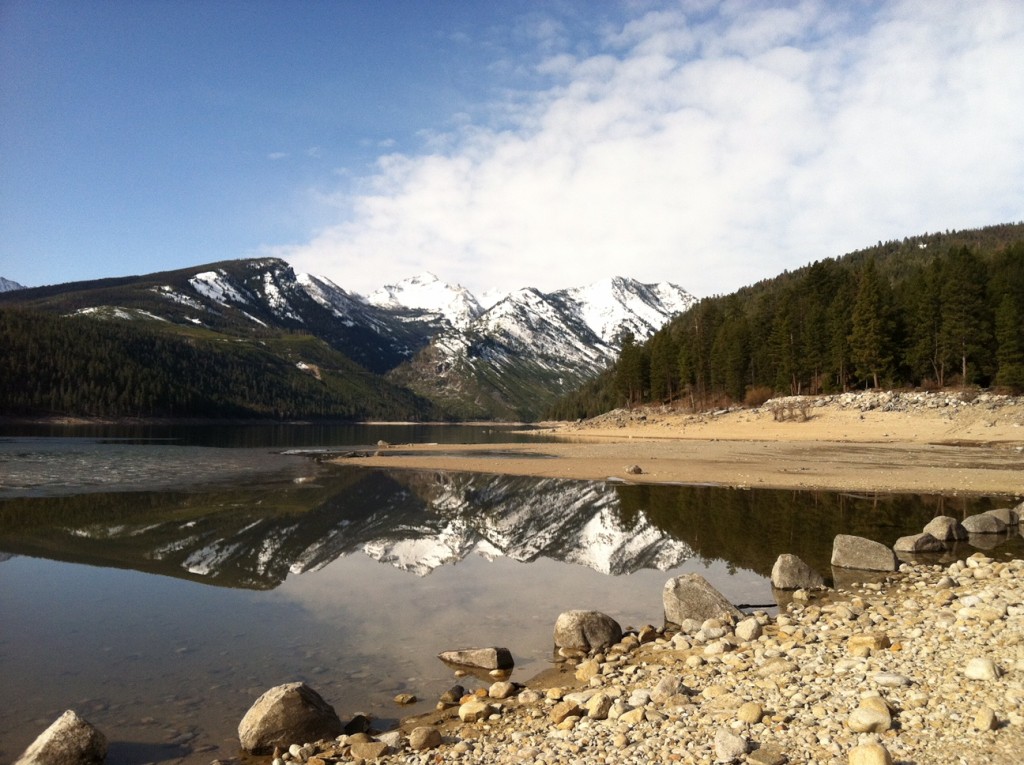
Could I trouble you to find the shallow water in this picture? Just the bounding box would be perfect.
[0,427,1019,764]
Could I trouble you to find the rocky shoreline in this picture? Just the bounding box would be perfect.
[279,558,1023,764]
[16,508,1024,765]
[266,569,1022,765]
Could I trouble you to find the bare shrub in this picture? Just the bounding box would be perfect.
[768,399,812,422]
[744,385,775,408]
[958,386,981,403]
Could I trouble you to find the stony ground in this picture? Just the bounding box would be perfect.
[269,554,1024,765]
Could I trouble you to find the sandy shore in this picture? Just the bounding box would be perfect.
[343,392,1024,496]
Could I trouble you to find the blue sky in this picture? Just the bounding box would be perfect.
[2,1,1023,298]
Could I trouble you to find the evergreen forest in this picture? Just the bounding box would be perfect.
[549,224,1024,419]
[0,308,441,421]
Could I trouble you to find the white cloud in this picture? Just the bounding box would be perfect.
[267,151,289,161]
[277,0,1024,298]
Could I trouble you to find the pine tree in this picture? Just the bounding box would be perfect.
[616,331,645,407]
[848,259,893,389]
[710,312,750,402]
[768,298,799,394]
[994,293,1024,392]
[907,260,946,386]
[940,247,991,384]
[677,301,720,410]
[648,329,679,403]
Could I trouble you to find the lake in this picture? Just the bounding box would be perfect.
[1,424,1020,764]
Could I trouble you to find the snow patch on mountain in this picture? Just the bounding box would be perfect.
[297,273,362,326]
[72,306,170,322]
[152,285,206,310]
[477,288,508,310]
[0,277,25,292]
[261,271,303,322]
[565,277,696,345]
[396,276,695,416]
[475,288,610,367]
[367,272,483,329]
[190,270,251,306]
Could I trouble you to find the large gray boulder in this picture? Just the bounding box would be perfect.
[961,513,1006,534]
[831,535,897,571]
[238,682,342,754]
[893,532,945,553]
[663,573,742,626]
[922,515,968,541]
[770,554,825,590]
[437,646,514,670]
[14,710,107,765]
[553,610,622,652]
[984,507,1019,526]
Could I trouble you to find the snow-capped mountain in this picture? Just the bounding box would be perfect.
[565,277,695,345]
[156,261,694,419]
[0,257,694,420]
[390,276,695,419]
[367,272,484,330]
[0,277,25,292]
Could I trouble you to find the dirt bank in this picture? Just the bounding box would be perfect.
[341,392,1024,496]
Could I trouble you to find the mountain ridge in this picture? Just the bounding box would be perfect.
[385,276,694,419]
[0,259,693,420]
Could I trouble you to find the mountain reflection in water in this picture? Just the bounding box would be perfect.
[1,465,1016,590]
[2,440,1021,765]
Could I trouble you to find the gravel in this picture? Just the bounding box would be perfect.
[267,554,1024,765]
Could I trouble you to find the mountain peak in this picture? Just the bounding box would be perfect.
[0,276,26,293]
[563,277,695,345]
[367,272,483,329]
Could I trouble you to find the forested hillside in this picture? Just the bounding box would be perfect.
[0,257,690,422]
[549,223,1024,419]
[0,308,441,420]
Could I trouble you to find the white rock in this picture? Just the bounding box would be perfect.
[713,727,749,762]
[964,657,1001,681]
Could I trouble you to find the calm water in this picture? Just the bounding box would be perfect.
[0,425,1020,765]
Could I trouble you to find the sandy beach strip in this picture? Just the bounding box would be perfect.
[342,396,1024,496]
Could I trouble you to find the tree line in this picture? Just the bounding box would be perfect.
[549,226,1024,419]
[0,308,438,420]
